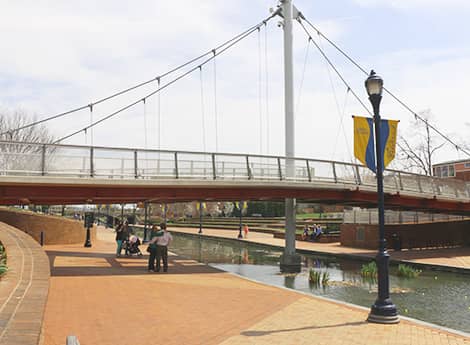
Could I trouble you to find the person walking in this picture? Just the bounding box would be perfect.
[147,225,163,272]
[155,223,173,272]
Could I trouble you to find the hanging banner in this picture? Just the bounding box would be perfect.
[381,119,399,170]
[353,116,376,173]
[353,116,399,173]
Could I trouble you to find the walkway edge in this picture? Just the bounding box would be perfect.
[0,223,50,345]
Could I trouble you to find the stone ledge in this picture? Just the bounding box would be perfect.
[0,223,50,345]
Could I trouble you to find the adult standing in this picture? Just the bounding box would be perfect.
[115,221,126,257]
[147,225,163,272]
[155,223,173,272]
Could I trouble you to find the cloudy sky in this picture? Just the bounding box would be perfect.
[1,0,469,166]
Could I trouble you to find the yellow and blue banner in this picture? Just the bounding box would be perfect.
[353,116,398,173]
[354,116,376,172]
[381,119,399,170]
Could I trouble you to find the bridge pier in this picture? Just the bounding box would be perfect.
[280,197,301,272]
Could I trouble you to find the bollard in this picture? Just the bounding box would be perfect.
[40,231,44,246]
[66,335,80,345]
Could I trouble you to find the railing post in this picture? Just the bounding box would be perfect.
[398,172,403,190]
[211,153,216,180]
[90,147,94,178]
[134,150,138,179]
[306,160,312,182]
[277,157,282,181]
[174,152,179,179]
[355,165,361,185]
[246,156,252,180]
[41,144,46,176]
[332,162,337,183]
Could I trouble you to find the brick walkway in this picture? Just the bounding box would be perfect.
[40,227,469,344]
[170,227,470,271]
[0,223,50,345]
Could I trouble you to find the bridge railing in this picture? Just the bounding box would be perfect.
[0,141,469,201]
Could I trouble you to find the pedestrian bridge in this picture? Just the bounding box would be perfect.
[0,141,468,215]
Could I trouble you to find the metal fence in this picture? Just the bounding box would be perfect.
[0,140,469,201]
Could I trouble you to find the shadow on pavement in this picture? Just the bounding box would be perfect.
[241,321,366,336]
[46,249,223,277]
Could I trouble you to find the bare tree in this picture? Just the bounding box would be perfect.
[0,109,55,172]
[396,110,445,176]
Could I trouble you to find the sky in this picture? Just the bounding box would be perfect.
[1,0,469,168]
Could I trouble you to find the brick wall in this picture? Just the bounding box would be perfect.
[0,208,96,245]
[341,220,470,249]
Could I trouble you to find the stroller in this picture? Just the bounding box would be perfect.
[123,235,143,256]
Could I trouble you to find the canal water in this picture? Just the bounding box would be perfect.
[170,232,470,333]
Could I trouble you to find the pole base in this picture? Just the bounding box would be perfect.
[280,253,301,273]
[367,302,399,324]
[84,241,92,248]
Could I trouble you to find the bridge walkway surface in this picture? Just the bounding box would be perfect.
[41,227,469,345]
[170,227,470,272]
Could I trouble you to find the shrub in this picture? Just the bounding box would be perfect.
[321,271,330,285]
[397,264,421,278]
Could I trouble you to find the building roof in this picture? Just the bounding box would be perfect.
[433,158,470,167]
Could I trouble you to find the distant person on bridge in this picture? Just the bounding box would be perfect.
[155,223,173,272]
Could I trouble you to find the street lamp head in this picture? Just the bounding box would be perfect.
[365,70,383,97]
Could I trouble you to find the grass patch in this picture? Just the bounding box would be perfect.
[0,243,7,277]
[308,269,330,287]
[397,264,421,278]
[360,261,377,279]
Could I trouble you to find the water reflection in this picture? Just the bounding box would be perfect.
[171,233,470,333]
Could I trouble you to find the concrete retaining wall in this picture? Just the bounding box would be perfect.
[341,220,470,249]
[0,208,96,245]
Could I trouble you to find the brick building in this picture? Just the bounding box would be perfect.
[433,158,470,181]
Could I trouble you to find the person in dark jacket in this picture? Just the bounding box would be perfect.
[115,222,124,257]
[147,224,163,272]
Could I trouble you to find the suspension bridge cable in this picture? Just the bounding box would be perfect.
[213,50,219,152]
[157,78,161,151]
[317,36,353,162]
[199,67,207,153]
[301,17,470,158]
[143,99,148,150]
[295,37,310,116]
[53,15,276,144]
[264,22,270,155]
[89,104,94,147]
[258,27,263,155]
[1,14,279,138]
[297,20,372,116]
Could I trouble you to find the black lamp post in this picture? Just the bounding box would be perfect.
[365,70,399,324]
[237,201,243,239]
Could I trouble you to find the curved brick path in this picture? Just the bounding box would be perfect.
[0,223,50,345]
[41,227,469,345]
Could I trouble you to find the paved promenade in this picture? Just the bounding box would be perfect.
[39,227,469,345]
[170,227,470,271]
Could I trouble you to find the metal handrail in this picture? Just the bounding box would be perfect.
[0,140,469,201]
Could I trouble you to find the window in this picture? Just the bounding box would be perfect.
[465,162,470,169]
[441,166,448,177]
[434,166,441,177]
[449,165,455,177]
